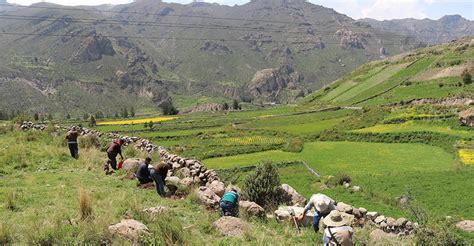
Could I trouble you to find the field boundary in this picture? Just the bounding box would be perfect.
[216,160,321,177]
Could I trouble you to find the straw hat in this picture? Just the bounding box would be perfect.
[323,210,354,227]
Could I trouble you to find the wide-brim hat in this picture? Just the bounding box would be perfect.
[323,210,354,227]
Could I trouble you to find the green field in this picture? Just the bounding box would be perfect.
[354,120,474,137]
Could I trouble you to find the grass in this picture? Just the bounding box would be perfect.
[459,149,474,165]
[353,120,474,137]
[96,117,177,126]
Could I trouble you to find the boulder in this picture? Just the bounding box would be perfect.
[179,167,191,178]
[279,184,307,206]
[395,217,408,227]
[165,176,181,185]
[108,219,149,242]
[239,201,265,217]
[352,186,361,192]
[359,207,367,215]
[386,217,396,227]
[142,206,166,218]
[207,181,225,198]
[213,216,247,237]
[274,206,314,227]
[122,159,143,172]
[375,215,387,224]
[196,186,220,209]
[336,202,353,214]
[456,220,474,233]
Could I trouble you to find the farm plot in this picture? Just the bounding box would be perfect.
[96,116,177,126]
[459,148,474,165]
[353,120,474,138]
[204,141,473,218]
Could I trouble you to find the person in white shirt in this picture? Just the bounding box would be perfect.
[297,193,337,232]
[322,210,354,246]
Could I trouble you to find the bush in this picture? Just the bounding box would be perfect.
[79,189,93,220]
[242,161,281,209]
[415,219,467,245]
[78,135,101,149]
[5,191,17,211]
[462,70,472,85]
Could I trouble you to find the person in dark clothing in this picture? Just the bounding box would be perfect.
[106,139,124,170]
[65,127,79,159]
[136,157,153,184]
[220,188,239,217]
[150,162,171,197]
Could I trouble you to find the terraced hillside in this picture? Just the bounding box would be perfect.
[301,37,474,109]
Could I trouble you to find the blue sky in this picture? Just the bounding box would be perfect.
[7,0,473,20]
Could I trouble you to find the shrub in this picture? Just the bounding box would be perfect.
[0,223,13,244]
[462,70,472,85]
[123,146,138,158]
[141,213,188,245]
[241,161,281,209]
[79,189,93,220]
[415,219,467,245]
[5,191,17,211]
[78,134,101,149]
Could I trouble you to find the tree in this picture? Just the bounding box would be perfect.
[88,115,96,127]
[463,70,472,85]
[232,99,240,110]
[130,107,135,117]
[114,112,119,118]
[241,161,281,208]
[160,101,179,115]
[223,102,229,111]
[144,122,148,128]
[122,108,129,118]
[48,113,53,121]
[66,113,71,120]
[149,121,153,129]
[33,113,39,121]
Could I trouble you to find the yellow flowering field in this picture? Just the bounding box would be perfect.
[459,149,474,165]
[96,116,177,126]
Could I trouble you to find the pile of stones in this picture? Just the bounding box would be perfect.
[19,121,47,130]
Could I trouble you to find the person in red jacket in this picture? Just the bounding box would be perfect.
[106,139,124,170]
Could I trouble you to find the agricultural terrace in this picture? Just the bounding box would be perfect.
[96,117,177,126]
[354,120,474,137]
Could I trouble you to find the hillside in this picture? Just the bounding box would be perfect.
[301,37,474,110]
[362,15,474,45]
[0,0,424,116]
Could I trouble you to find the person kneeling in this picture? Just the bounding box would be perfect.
[219,188,239,217]
[136,157,154,186]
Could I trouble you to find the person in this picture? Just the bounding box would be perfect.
[136,157,153,185]
[219,188,239,217]
[65,126,79,159]
[297,193,336,232]
[150,162,171,197]
[106,138,124,170]
[322,210,354,246]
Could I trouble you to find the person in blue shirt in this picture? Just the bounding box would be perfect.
[220,188,239,217]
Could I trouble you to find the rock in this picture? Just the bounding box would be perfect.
[352,208,362,218]
[247,65,303,100]
[207,181,225,198]
[213,216,246,237]
[165,176,181,185]
[108,219,149,242]
[351,186,361,192]
[359,207,367,215]
[386,217,396,227]
[279,184,307,206]
[375,215,387,224]
[456,220,474,233]
[379,221,388,229]
[122,159,143,172]
[179,167,191,178]
[274,206,314,227]
[336,202,353,214]
[196,186,220,209]
[239,201,264,217]
[180,177,194,186]
[142,206,166,218]
[73,34,115,63]
[367,211,379,220]
[343,182,351,189]
[395,217,408,227]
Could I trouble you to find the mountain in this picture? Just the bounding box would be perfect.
[301,37,474,110]
[0,0,424,116]
[361,15,474,45]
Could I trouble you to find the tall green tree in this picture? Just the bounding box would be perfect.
[160,101,179,115]
[33,113,39,121]
[130,107,135,117]
[232,99,240,110]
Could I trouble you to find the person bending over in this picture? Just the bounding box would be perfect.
[297,193,336,232]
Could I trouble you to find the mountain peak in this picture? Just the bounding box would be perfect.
[439,14,465,23]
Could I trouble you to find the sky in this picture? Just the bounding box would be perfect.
[5,0,473,21]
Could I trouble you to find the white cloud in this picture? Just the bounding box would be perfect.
[7,0,132,6]
[360,0,429,20]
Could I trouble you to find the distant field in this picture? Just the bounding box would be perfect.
[96,117,177,126]
[459,149,474,165]
[353,121,474,137]
[204,141,474,218]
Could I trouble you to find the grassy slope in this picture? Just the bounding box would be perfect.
[0,130,323,244]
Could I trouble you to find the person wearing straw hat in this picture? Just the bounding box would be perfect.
[322,210,354,246]
[297,193,336,232]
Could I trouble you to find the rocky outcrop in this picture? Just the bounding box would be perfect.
[108,219,150,242]
[279,184,306,206]
[214,216,247,237]
[181,103,226,114]
[334,29,371,49]
[200,41,232,54]
[239,201,265,217]
[72,34,115,63]
[247,65,303,100]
